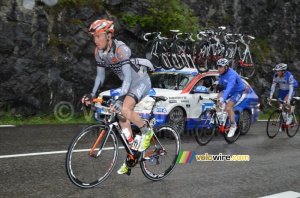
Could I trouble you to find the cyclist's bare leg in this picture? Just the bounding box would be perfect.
[225,101,235,123]
[121,96,145,128]
[121,95,153,152]
[283,95,292,114]
[216,93,222,112]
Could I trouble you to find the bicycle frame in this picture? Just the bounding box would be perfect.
[237,35,254,67]
[92,96,171,165]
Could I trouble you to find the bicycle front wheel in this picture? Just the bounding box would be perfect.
[266,111,283,138]
[66,125,118,188]
[194,110,215,145]
[140,124,181,181]
[286,110,300,137]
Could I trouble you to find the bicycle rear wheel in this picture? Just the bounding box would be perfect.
[194,110,215,145]
[232,50,243,76]
[140,124,181,181]
[66,125,118,188]
[241,52,255,78]
[266,110,283,138]
[286,110,300,137]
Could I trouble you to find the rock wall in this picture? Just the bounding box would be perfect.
[0,0,299,117]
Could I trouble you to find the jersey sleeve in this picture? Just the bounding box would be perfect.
[91,65,106,97]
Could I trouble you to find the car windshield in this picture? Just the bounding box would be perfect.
[150,72,195,90]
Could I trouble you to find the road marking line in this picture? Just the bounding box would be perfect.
[260,191,300,198]
[0,125,16,127]
[0,146,125,158]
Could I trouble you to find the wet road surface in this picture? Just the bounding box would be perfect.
[0,122,300,197]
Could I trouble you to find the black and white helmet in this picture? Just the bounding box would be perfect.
[273,63,287,71]
[216,58,229,67]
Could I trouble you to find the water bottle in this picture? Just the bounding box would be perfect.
[217,112,222,121]
[122,128,133,145]
[221,112,228,123]
[131,134,141,150]
[291,106,295,113]
[282,112,287,121]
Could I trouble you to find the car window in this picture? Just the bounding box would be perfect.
[150,72,195,90]
[192,76,218,93]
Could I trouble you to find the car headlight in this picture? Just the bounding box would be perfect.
[135,98,155,110]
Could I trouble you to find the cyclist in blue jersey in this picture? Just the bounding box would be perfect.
[216,58,245,138]
[82,19,154,175]
[268,63,298,125]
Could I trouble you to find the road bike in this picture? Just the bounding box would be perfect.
[66,96,181,188]
[233,34,255,78]
[142,31,166,69]
[194,27,226,73]
[194,96,241,145]
[266,97,300,138]
[223,33,241,68]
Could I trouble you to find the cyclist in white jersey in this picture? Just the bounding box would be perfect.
[82,19,154,175]
[269,63,298,124]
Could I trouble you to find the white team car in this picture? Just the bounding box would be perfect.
[96,68,260,135]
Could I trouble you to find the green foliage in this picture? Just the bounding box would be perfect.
[251,38,271,61]
[224,14,234,25]
[0,111,94,125]
[122,0,200,37]
[69,19,84,26]
[48,35,73,48]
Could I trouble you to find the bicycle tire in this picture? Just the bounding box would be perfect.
[145,40,162,69]
[239,110,252,135]
[194,110,215,145]
[66,124,118,188]
[266,110,283,138]
[286,109,300,137]
[224,116,241,144]
[160,39,175,70]
[233,49,243,76]
[241,52,255,78]
[194,42,210,73]
[172,39,188,70]
[140,124,181,181]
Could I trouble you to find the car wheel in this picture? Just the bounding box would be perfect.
[166,107,186,135]
[239,110,251,135]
